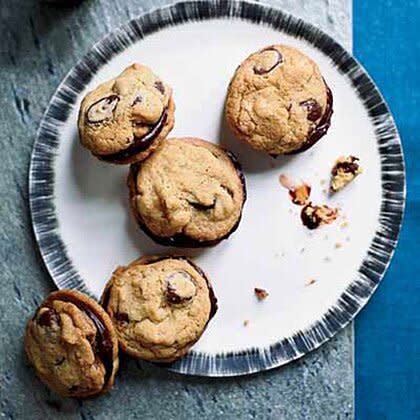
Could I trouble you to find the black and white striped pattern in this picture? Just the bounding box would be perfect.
[29,0,405,376]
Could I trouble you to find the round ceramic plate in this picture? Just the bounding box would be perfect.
[30,0,405,376]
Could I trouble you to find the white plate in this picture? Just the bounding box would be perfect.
[29,1,405,376]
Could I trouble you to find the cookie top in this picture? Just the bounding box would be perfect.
[78,63,175,164]
[225,45,333,155]
[24,289,119,399]
[128,138,246,247]
[101,256,217,362]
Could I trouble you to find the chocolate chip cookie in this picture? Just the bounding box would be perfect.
[24,289,119,398]
[78,63,175,164]
[101,256,217,362]
[128,137,246,247]
[225,45,333,155]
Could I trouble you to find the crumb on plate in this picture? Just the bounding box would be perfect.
[305,278,316,286]
[301,203,338,229]
[254,288,269,300]
[330,156,362,192]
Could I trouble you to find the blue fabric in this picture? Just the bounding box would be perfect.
[354,0,420,418]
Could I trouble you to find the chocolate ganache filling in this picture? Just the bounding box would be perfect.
[129,149,247,248]
[99,108,168,163]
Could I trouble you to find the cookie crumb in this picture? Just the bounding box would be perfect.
[340,221,349,229]
[289,184,311,206]
[243,320,249,327]
[254,288,269,300]
[335,242,343,249]
[301,203,338,229]
[330,156,362,192]
[305,278,316,286]
[320,179,326,186]
[279,174,294,189]
[300,247,305,254]
[279,174,311,205]
[324,256,331,262]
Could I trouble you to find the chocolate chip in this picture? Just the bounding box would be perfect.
[86,94,119,123]
[301,204,322,230]
[332,156,360,176]
[115,312,129,324]
[221,185,234,198]
[54,357,65,366]
[253,47,283,75]
[132,94,143,106]
[166,271,196,305]
[37,308,59,327]
[188,200,215,211]
[154,81,165,95]
[300,98,323,121]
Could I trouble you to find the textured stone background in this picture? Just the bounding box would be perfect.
[0,0,353,418]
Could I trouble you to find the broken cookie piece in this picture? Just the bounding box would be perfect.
[279,174,311,205]
[301,203,338,229]
[289,184,311,205]
[330,156,362,192]
[254,288,269,300]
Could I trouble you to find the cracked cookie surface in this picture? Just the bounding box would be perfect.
[101,256,217,362]
[24,289,119,398]
[128,137,246,246]
[225,45,332,155]
[78,63,175,164]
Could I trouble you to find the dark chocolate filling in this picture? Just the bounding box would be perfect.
[37,297,114,388]
[129,149,247,248]
[285,82,334,156]
[98,109,168,163]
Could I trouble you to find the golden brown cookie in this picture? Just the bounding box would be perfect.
[225,45,333,155]
[78,63,175,164]
[101,256,217,362]
[24,289,119,399]
[128,137,246,247]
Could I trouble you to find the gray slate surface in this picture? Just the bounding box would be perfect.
[0,0,353,419]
